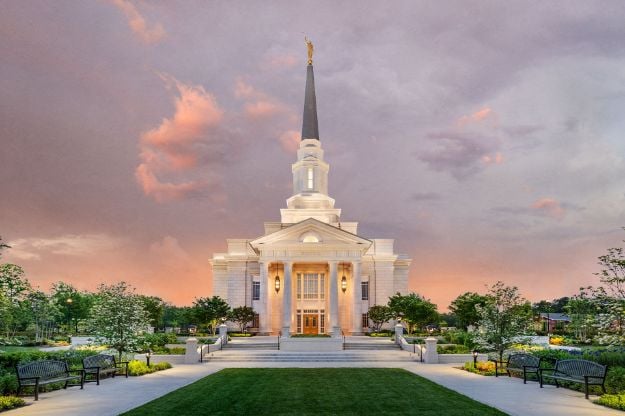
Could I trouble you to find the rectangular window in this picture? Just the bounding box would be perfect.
[307,167,314,189]
[320,310,325,333]
[252,313,260,328]
[252,281,260,301]
[362,313,369,328]
[361,281,369,301]
[296,274,302,300]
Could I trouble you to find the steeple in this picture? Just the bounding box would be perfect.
[301,64,319,140]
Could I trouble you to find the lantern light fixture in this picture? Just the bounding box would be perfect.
[275,275,280,293]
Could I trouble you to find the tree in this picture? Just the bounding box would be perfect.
[140,296,165,329]
[474,281,533,361]
[27,290,59,342]
[0,264,33,337]
[388,292,439,334]
[367,305,392,332]
[192,296,230,335]
[89,282,149,361]
[51,282,93,333]
[449,292,489,330]
[0,237,9,258]
[565,288,598,343]
[229,306,256,333]
[592,232,625,344]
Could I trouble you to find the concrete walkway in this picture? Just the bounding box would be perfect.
[8,360,619,416]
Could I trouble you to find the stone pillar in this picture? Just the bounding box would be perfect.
[424,337,439,364]
[219,324,228,345]
[351,261,362,334]
[259,261,269,334]
[395,323,403,345]
[184,337,198,364]
[329,261,340,337]
[281,261,292,336]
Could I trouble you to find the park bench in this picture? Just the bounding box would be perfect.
[491,353,542,383]
[16,360,84,401]
[539,359,607,399]
[82,354,129,385]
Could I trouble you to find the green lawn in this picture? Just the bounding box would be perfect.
[122,368,507,416]
[0,346,42,353]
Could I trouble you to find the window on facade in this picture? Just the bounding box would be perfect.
[307,167,314,189]
[252,313,260,328]
[296,273,325,300]
[362,313,369,328]
[361,281,369,300]
[252,281,260,301]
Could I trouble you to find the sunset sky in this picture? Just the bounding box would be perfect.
[2,1,625,309]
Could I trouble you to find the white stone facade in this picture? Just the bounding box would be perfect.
[209,64,411,336]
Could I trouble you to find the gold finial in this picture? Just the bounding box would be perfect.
[305,36,314,65]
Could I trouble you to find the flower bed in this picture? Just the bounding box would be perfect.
[127,360,172,376]
[0,396,25,412]
[461,361,496,376]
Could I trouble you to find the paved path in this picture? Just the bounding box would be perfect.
[9,359,618,416]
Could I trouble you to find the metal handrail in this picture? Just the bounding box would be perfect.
[278,331,281,350]
[342,330,346,350]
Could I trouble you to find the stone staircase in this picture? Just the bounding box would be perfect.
[205,350,410,362]
[222,341,279,350]
[343,340,399,351]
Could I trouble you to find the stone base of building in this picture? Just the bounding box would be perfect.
[279,337,343,352]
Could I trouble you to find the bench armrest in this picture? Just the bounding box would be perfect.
[83,366,101,370]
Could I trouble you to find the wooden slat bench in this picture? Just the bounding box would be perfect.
[82,354,128,385]
[540,359,607,399]
[494,353,542,383]
[17,360,84,401]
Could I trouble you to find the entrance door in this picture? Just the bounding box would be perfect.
[303,314,318,334]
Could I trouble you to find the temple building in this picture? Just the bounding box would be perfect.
[210,44,411,336]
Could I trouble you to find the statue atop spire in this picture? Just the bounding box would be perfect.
[305,36,314,65]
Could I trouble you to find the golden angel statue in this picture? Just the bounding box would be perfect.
[305,36,314,64]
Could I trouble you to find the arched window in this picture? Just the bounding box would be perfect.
[300,231,321,243]
[307,167,314,189]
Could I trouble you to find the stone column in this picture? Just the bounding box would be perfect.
[424,337,439,364]
[281,261,292,336]
[329,261,340,337]
[259,261,270,334]
[184,337,198,364]
[351,261,362,334]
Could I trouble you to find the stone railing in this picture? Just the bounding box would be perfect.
[186,324,228,364]
[395,324,438,363]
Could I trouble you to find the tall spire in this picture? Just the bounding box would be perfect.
[301,38,319,141]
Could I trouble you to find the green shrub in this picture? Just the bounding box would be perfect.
[0,396,25,411]
[595,393,625,410]
[437,344,470,354]
[127,360,172,376]
[0,349,100,373]
[606,367,625,394]
[443,331,476,349]
[462,361,496,376]
[229,333,253,337]
[0,371,18,396]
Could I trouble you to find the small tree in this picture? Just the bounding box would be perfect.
[367,305,392,332]
[89,282,149,361]
[229,306,256,333]
[566,288,598,343]
[192,296,230,335]
[388,292,439,334]
[0,264,33,337]
[449,292,489,330]
[474,281,532,361]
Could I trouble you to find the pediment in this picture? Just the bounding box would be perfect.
[249,218,371,252]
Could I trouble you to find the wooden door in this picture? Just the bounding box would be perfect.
[303,314,318,334]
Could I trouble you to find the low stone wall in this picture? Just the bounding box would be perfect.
[438,353,488,364]
[133,354,186,365]
[280,337,343,352]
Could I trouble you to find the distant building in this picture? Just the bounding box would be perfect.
[537,313,571,333]
[210,52,411,336]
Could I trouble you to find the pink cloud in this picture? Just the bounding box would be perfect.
[279,130,300,153]
[262,53,299,70]
[481,152,504,165]
[457,107,498,128]
[245,100,282,119]
[531,197,566,220]
[136,75,225,202]
[111,0,166,44]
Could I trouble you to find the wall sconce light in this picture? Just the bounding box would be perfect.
[275,275,280,293]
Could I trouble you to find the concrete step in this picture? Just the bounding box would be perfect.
[344,343,399,350]
[223,343,279,350]
[204,352,411,362]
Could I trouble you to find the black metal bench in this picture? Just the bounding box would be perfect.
[540,359,607,399]
[16,360,84,401]
[82,354,128,385]
[499,353,542,383]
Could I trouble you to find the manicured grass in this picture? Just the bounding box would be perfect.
[122,368,507,416]
[0,346,41,353]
